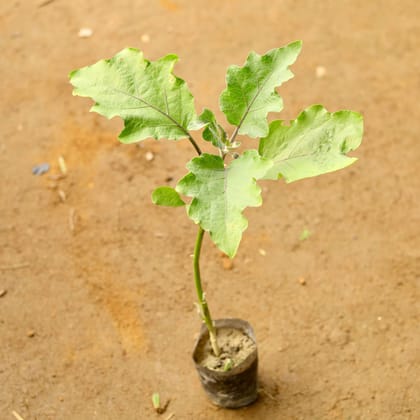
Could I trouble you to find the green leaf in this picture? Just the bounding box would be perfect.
[176,150,272,257]
[197,109,228,151]
[299,228,311,241]
[220,41,302,139]
[223,358,234,371]
[151,393,160,410]
[152,186,185,207]
[259,105,363,182]
[69,48,198,143]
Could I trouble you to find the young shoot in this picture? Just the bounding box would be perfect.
[69,41,363,357]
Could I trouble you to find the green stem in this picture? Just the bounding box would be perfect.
[187,133,202,156]
[194,226,220,357]
[186,129,218,354]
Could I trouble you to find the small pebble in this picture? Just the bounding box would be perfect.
[145,151,154,161]
[27,330,36,338]
[58,190,66,202]
[69,208,76,232]
[298,277,306,286]
[32,163,50,176]
[78,28,93,38]
[315,65,327,78]
[58,156,67,175]
[222,257,233,271]
[258,248,266,256]
[0,289,7,298]
[141,33,150,43]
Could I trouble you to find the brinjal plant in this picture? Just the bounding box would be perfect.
[69,40,362,377]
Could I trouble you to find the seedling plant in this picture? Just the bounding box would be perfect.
[70,41,363,358]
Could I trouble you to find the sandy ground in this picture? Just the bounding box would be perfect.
[1,0,419,418]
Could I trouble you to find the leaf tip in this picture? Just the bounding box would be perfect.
[290,39,303,50]
[68,69,78,81]
[152,186,185,207]
[165,53,179,61]
[217,240,237,259]
[125,46,141,53]
[160,53,179,68]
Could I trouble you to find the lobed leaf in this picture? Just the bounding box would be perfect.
[259,105,363,182]
[220,41,302,139]
[176,150,272,257]
[69,48,198,143]
[152,186,185,207]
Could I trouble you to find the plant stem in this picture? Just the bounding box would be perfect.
[187,129,218,354]
[194,226,220,357]
[229,125,240,145]
[186,133,202,156]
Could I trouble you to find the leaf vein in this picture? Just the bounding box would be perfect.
[110,87,187,136]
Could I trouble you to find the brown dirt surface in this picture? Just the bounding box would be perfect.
[195,327,256,372]
[1,0,419,419]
